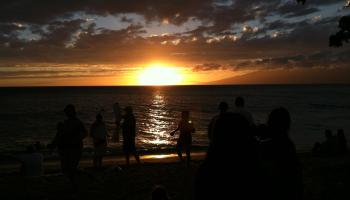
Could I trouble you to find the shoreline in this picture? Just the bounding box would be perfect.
[0,150,207,175]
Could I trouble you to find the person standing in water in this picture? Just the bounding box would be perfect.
[90,113,109,169]
[121,106,140,165]
[170,110,195,166]
[113,102,122,143]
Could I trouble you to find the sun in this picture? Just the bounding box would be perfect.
[138,63,184,86]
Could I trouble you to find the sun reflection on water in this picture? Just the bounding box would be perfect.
[141,90,173,145]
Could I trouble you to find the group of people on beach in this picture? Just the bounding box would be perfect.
[16,96,346,199]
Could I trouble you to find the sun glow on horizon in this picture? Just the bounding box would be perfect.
[138,63,184,86]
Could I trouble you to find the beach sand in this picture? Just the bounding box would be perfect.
[1,152,350,200]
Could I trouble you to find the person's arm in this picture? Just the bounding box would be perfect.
[190,121,195,133]
[170,123,180,136]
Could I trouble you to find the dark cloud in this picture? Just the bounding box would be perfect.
[277,3,319,18]
[0,0,213,25]
[192,63,225,71]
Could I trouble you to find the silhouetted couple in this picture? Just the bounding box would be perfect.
[312,129,347,156]
[171,110,195,166]
[91,105,140,166]
[195,105,303,200]
[49,104,87,188]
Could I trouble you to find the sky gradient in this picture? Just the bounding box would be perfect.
[0,0,349,86]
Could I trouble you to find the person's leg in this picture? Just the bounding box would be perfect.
[186,144,191,166]
[176,139,183,162]
[125,153,130,165]
[70,149,82,187]
[134,152,141,164]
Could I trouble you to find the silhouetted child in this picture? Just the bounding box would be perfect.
[152,185,169,200]
[90,113,109,169]
[337,129,347,154]
[170,110,195,166]
[208,101,228,142]
[122,106,140,165]
[260,107,303,200]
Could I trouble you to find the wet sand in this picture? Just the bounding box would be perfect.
[1,152,350,200]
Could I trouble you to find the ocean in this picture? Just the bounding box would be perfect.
[0,85,349,153]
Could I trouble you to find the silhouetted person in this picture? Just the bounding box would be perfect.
[260,107,303,200]
[170,110,195,166]
[312,142,322,156]
[195,112,260,199]
[113,102,122,142]
[337,129,347,154]
[49,104,87,187]
[208,101,228,142]
[17,145,43,177]
[90,113,109,169]
[152,185,169,200]
[322,129,337,155]
[232,96,254,125]
[122,106,140,165]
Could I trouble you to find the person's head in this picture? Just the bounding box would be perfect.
[181,110,190,120]
[325,129,333,139]
[96,113,103,122]
[152,185,169,200]
[218,101,229,113]
[64,104,76,118]
[235,96,244,108]
[124,106,133,115]
[267,107,291,135]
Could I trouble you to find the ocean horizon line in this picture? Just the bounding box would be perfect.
[1,83,350,89]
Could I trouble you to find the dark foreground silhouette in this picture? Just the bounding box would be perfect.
[195,107,303,200]
[195,112,260,199]
[48,104,87,188]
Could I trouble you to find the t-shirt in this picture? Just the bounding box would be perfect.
[178,119,195,135]
[90,122,108,141]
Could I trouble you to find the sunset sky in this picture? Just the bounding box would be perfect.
[0,0,349,86]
